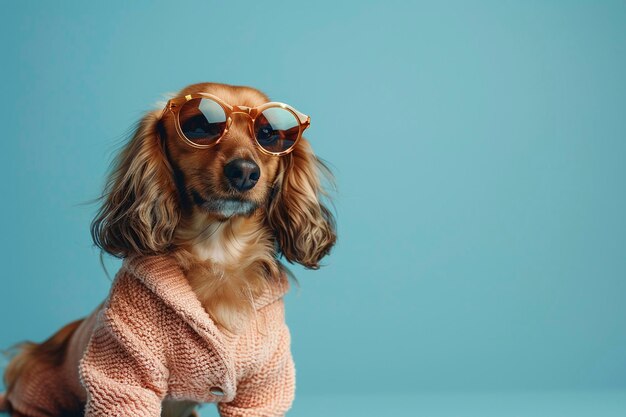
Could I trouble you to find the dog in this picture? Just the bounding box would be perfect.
[1,82,336,417]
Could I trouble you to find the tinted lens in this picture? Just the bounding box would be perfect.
[254,107,300,154]
[179,98,227,145]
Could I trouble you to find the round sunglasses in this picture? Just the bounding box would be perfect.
[161,93,311,156]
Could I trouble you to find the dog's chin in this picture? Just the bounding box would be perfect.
[192,191,258,219]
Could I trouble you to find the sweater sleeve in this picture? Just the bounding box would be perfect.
[78,273,169,417]
[217,324,296,417]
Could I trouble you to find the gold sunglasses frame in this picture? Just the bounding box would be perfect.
[161,92,311,156]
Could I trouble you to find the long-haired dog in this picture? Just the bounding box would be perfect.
[1,82,336,416]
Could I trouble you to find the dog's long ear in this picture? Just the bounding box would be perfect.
[267,139,337,269]
[91,110,180,258]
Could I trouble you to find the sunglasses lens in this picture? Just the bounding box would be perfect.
[254,107,300,154]
[179,98,227,145]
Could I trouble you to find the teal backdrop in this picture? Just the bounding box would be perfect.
[1,1,625,416]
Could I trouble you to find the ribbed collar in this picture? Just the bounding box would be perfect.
[121,254,290,313]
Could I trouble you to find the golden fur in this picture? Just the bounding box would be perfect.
[89,81,336,330]
[1,82,336,416]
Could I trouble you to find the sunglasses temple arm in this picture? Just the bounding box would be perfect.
[293,109,310,125]
[159,99,178,120]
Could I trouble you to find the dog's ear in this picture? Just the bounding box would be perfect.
[267,139,337,269]
[91,110,180,258]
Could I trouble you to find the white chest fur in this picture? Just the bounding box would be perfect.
[191,222,241,264]
[187,216,265,266]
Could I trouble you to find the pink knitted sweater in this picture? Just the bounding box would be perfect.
[5,254,295,417]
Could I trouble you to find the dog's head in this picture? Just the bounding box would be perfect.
[91,82,336,269]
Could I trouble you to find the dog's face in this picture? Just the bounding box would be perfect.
[91,82,336,269]
[159,84,281,220]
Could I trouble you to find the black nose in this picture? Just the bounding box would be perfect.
[223,158,260,191]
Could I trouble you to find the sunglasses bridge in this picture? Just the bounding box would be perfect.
[225,106,264,138]
[229,105,261,118]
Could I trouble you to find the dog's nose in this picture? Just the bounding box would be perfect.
[223,158,260,191]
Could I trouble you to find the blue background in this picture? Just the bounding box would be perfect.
[1,1,625,416]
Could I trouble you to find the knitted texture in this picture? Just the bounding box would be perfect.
[5,254,295,417]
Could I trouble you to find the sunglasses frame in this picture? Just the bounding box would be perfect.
[160,92,311,156]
